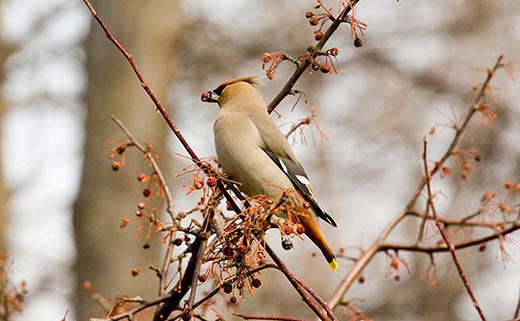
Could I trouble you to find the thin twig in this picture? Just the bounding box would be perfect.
[514,286,520,320]
[234,313,307,321]
[110,115,177,295]
[328,55,507,309]
[184,194,221,320]
[380,221,519,253]
[422,137,486,321]
[110,115,174,220]
[405,55,504,211]
[265,244,335,321]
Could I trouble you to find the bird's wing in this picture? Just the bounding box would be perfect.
[250,114,337,227]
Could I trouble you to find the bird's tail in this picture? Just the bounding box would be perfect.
[298,209,338,271]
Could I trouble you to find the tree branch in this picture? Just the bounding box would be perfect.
[422,137,486,321]
[267,0,361,113]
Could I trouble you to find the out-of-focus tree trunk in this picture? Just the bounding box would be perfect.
[0,0,12,254]
[74,1,183,319]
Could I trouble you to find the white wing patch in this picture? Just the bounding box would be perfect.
[279,158,288,174]
[295,174,311,187]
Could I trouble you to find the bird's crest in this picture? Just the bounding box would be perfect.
[213,76,262,95]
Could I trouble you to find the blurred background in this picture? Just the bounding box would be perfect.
[1,0,519,320]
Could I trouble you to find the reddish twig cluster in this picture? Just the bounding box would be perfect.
[328,56,519,321]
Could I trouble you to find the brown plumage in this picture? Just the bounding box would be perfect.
[203,77,338,270]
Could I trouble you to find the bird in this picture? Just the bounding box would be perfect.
[201,76,338,271]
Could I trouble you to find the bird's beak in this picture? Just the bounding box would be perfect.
[201,90,219,103]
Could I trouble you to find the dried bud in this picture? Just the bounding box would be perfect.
[138,202,146,210]
[309,17,318,26]
[262,52,271,63]
[358,276,365,284]
[394,274,400,281]
[329,47,339,56]
[111,161,120,171]
[305,11,314,18]
[295,224,305,234]
[137,173,147,182]
[505,181,514,189]
[198,275,207,283]
[320,64,331,73]
[143,188,152,198]
[82,280,92,291]
[479,244,487,252]
[194,180,203,190]
[230,296,237,304]
[199,231,208,240]
[131,268,140,277]
[142,243,150,249]
[311,63,320,71]
[173,238,183,246]
[120,218,130,228]
[354,37,363,48]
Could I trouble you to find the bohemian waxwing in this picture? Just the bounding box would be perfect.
[201,76,338,270]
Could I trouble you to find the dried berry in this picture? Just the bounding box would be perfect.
[305,11,314,19]
[314,30,323,41]
[111,161,120,171]
[198,274,207,283]
[222,282,233,294]
[173,238,183,246]
[320,64,331,73]
[142,243,150,249]
[251,279,261,288]
[131,268,140,277]
[137,173,147,181]
[138,202,146,210]
[230,296,237,304]
[143,188,151,198]
[207,176,218,187]
[309,17,318,26]
[354,37,363,48]
[311,63,320,71]
[282,238,293,250]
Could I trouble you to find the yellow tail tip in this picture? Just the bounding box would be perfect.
[329,258,339,271]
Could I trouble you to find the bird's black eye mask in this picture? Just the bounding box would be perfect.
[200,84,226,103]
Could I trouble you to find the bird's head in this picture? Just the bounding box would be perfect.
[201,76,266,112]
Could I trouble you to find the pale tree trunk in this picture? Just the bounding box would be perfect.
[74,1,183,319]
[0,0,12,254]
